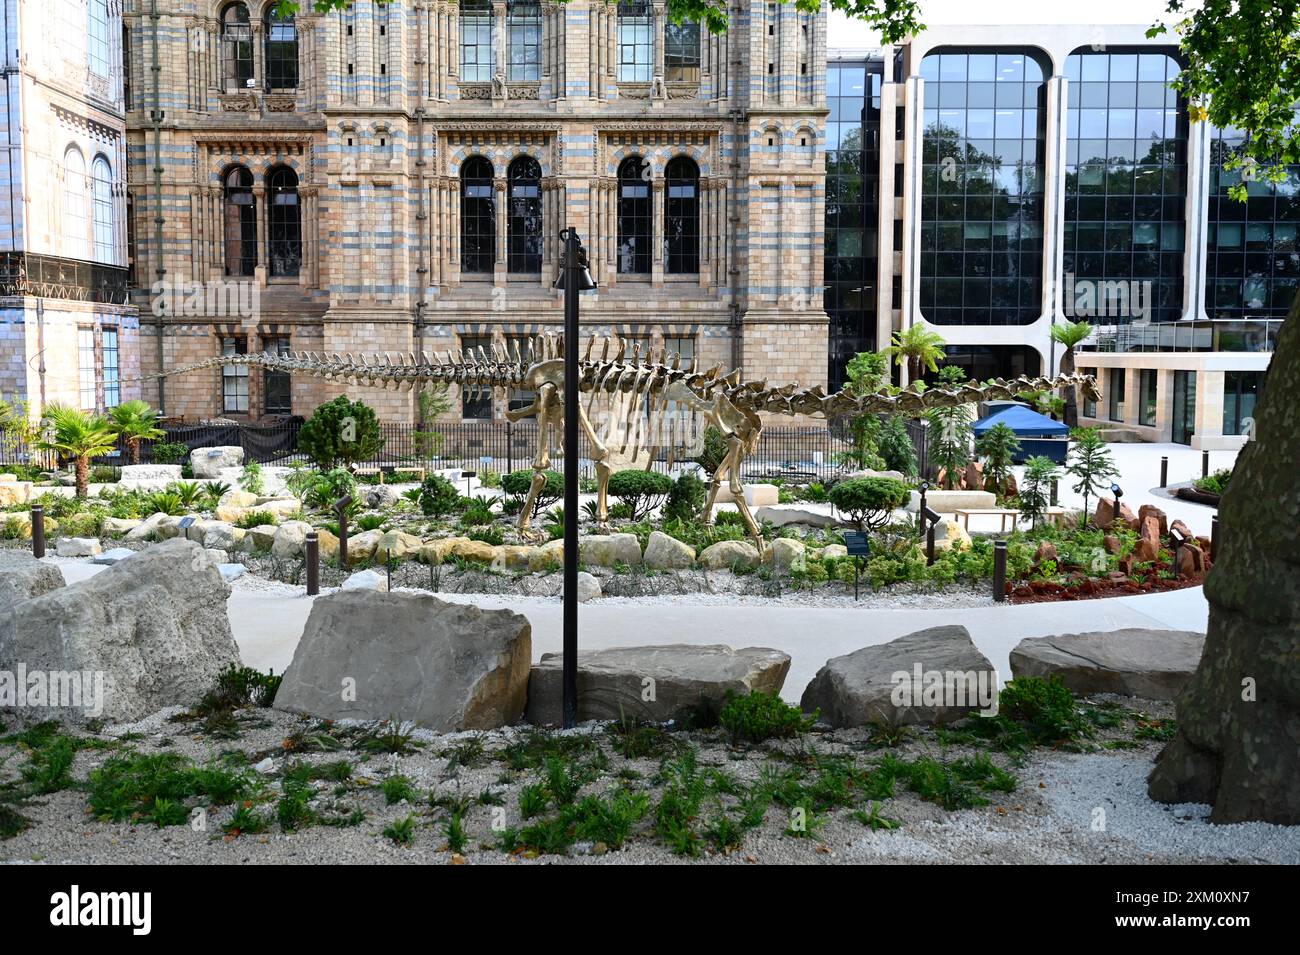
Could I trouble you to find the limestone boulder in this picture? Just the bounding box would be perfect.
[0,539,239,725]
[343,529,382,564]
[92,547,137,566]
[419,536,470,565]
[56,537,102,557]
[202,522,245,552]
[118,464,182,489]
[715,483,780,506]
[643,531,696,570]
[698,540,759,571]
[0,480,33,506]
[1010,629,1206,700]
[495,545,534,572]
[762,537,806,575]
[363,485,403,509]
[125,512,172,542]
[341,568,388,592]
[845,468,907,482]
[242,524,279,552]
[102,517,142,537]
[575,571,601,603]
[315,528,340,562]
[578,533,643,568]
[932,518,972,552]
[450,539,499,564]
[755,506,840,529]
[526,644,791,725]
[821,543,848,560]
[272,520,314,559]
[190,445,244,479]
[217,489,260,511]
[275,589,532,731]
[527,538,565,571]
[374,530,423,562]
[800,625,998,727]
[0,550,65,613]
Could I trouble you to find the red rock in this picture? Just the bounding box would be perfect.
[1170,518,1194,541]
[1133,536,1159,563]
[1138,504,1169,537]
[1103,534,1122,555]
[1034,542,1058,564]
[963,461,984,492]
[1177,542,1205,577]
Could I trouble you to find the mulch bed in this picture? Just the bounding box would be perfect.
[1008,572,1206,604]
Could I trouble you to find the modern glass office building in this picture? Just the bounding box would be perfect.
[827,24,1281,449]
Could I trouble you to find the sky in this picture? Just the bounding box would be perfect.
[828,0,1177,51]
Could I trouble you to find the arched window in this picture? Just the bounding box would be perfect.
[87,0,110,77]
[63,148,88,260]
[267,166,301,277]
[664,156,699,274]
[507,156,542,273]
[617,156,651,274]
[221,3,253,88]
[223,166,256,276]
[265,6,298,90]
[461,156,495,274]
[92,156,114,263]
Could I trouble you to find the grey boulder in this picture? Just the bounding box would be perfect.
[275,590,531,731]
[526,644,790,726]
[800,625,998,727]
[755,506,840,529]
[0,539,239,725]
[1009,628,1206,700]
[0,551,65,613]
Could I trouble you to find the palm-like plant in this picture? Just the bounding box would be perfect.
[975,422,1022,498]
[107,399,165,465]
[884,325,947,384]
[36,404,118,498]
[1050,320,1093,427]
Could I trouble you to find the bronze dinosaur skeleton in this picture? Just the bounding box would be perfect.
[147,335,1098,546]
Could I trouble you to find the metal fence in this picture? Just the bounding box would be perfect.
[1,417,929,483]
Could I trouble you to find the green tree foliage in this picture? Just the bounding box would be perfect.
[695,425,728,475]
[502,469,563,517]
[1049,320,1093,427]
[1018,456,1060,530]
[975,422,1021,498]
[417,474,461,518]
[884,325,947,383]
[412,384,452,459]
[877,416,918,477]
[827,476,910,531]
[927,402,973,489]
[297,396,385,470]
[106,400,165,465]
[663,471,707,522]
[1066,427,1118,529]
[1150,0,1300,200]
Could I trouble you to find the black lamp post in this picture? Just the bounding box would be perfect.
[1110,482,1123,506]
[554,227,596,728]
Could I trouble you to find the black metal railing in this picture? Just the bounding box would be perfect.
[1,418,930,484]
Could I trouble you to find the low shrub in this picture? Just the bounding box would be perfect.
[150,441,189,465]
[607,469,674,520]
[417,474,461,518]
[235,510,279,529]
[501,469,562,517]
[828,476,911,531]
[662,472,707,522]
[719,690,817,745]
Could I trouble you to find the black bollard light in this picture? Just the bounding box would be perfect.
[1160,455,1168,488]
[1211,515,1219,562]
[305,532,320,595]
[31,504,45,559]
[993,540,1007,602]
[1202,449,1210,479]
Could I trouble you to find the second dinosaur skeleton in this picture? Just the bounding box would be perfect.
[149,335,1099,547]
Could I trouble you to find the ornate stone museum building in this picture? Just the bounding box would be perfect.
[124,0,829,422]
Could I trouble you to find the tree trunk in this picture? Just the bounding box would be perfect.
[1147,304,1300,823]
[1060,346,1079,427]
[129,437,141,465]
[74,455,89,499]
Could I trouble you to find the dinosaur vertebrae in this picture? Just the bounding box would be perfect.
[144,334,1101,414]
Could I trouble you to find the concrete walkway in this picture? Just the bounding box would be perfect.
[57,560,1210,704]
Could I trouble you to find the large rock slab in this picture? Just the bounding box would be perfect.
[0,480,33,506]
[0,539,239,725]
[755,505,840,529]
[525,644,790,726]
[698,539,759,570]
[800,625,997,727]
[578,533,643,567]
[643,531,695,569]
[118,464,182,488]
[56,537,102,557]
[0,551,65,613]
[1011,629,1206,700]
[190,445,244,479]
[275,590,531,731]
[905,489,996,513]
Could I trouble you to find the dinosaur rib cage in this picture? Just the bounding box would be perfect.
[140,333,1101,420]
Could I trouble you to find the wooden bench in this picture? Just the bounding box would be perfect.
[953,507,1022,533]
[1041,507,1069,528]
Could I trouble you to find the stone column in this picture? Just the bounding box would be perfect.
[651,175,664,286]
[251,21,264,93]
[252,185,267,280]
[299,186,317,288]
[494,176,507,284]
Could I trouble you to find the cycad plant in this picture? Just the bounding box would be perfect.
[107,400,165,464]
[975,422,1022,498]
[1050,320,1093,427]
[884,325,948,384]
[36,404,118,498]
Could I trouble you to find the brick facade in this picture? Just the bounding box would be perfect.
[125,0,829,423]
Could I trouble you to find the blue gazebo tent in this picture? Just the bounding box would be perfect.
[973,405,1069,463]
